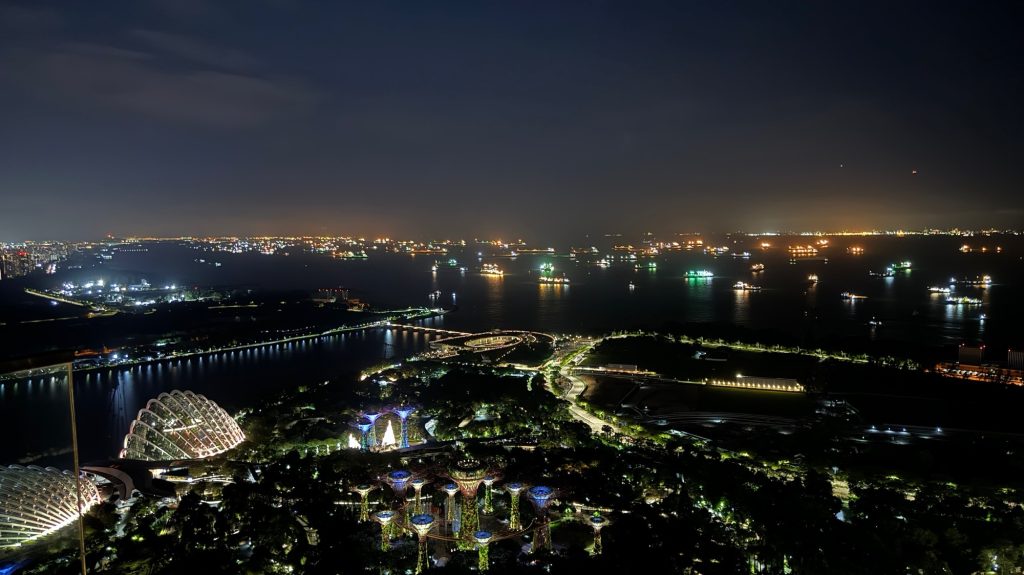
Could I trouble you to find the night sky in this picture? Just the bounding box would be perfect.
[1,1,1021,241]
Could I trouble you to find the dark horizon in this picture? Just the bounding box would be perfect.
[1,1,1022,241]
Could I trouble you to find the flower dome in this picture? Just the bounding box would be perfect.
[120,390,245,461]
[1,465,100,548]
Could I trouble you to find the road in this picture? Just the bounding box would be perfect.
[544,338,625,435]
[23,287,95,308]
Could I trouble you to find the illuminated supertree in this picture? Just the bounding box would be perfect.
[449,459,486,547]
[588,514,609,555]
[410,513,435,574]
[410,477,429,513]
[394,406,415,448]
[443,482,459,525]
[372,510,396,551]
[505,482,525,531]
[356,418,374,451]
[353,464,546,573]
[482,475,497,514]
[526,485,556,552]
[352,483,375,522]
[364,411,382,446]
[384,469,412,500]
[473,530,493,572]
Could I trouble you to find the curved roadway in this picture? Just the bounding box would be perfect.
[545,339,624,435]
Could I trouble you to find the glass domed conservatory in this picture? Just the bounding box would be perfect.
[0,465,100,548]
[120,390,245,461]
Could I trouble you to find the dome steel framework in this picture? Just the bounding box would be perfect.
[0,465,100,548]
[120,390,245,461]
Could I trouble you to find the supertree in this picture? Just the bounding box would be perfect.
[526,485,556,552]
[505,482,525,531]
[449,459,486,547]
[352,483,375,522]
[372,510,396,551]
[410,513,435,574]
[482,475,497,514]
[410,477,429,513]
[364,411,382,447]
[443,482,460,528]
[384,469,412,500]
[353,464,551,573]
[356,417,374,451]
[587,514,609,555]
[473,530,493,572]
[394,406,415,448]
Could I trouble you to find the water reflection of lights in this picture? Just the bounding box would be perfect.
[943,302,964,322]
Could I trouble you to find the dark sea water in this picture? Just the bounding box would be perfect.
[2,236,1022,466]
[0,329,438,465]
[42,237,1022,344]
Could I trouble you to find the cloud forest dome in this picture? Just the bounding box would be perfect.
[120,390,245,461]
[0,465,100,548]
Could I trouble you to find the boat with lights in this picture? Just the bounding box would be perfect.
[431,258,462,272]
[538,262,569,284]
[953,275,992,286]
[870,267,895,278]
[332,250,368,259]
[946,296,983,306]
[479,263,503,276]
[538,275,570,284]
[684,269,714,279]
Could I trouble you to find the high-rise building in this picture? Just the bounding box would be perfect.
[1009,350,1024,371]
[0,251,34,280]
